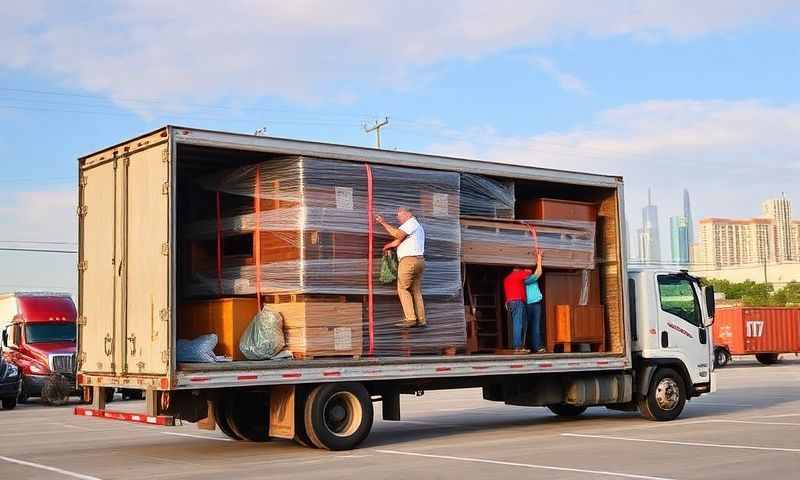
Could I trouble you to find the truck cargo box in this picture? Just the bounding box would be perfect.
[76,126,630,391]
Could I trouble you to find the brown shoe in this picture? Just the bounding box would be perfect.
[415,320,427,328]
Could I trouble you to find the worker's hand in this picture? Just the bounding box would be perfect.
[382,242,394,251]
[375,214,384,224]
[536,248,543,261]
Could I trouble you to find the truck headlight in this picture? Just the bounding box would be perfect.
[5,363,18,378]
[30,362,50,374]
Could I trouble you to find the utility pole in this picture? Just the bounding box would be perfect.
[363,117,389,148]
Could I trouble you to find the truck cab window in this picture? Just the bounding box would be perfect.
[657,275,701,327]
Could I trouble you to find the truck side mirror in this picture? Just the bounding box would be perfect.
[1,329,7,348]
[704,286,715,326]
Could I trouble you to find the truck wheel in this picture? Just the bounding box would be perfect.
[122,389,144,401]
[303,383,373,451]
[714,348,731,368]
[1,397,17,410]
[293,387,314,448]
[213,396,243,440]
[105,388,116,404]
[755,353,780,365]
[224,391,270,442]
[638,368,686,421]
[547,404,588,417]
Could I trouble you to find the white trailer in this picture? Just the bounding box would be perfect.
[75,127,715,450]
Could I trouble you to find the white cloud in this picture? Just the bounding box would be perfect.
[426,99,800,255]
[532,57,590,95]
[3,1,798,104]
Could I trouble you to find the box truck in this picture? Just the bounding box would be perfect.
[712,307,800,367]
[74,126,716,450]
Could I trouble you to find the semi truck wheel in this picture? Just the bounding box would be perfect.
[224,391,270,442]
[213,397,243,441]
[638,368,686,421]
[714,348,731,368]
[1,397,17,410]
[293,387,314,448]
[755,353,780,365]
[547,404,588,417]
[303,383,373,451]
[121,389,144,401]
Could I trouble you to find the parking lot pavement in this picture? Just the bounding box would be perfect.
[1,357,799,479]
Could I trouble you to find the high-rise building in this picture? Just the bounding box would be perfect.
[762,195,793,261]
[683,189,694,261]
[697,218,774,268]
[638,189,661,263]
[670,216,690,265]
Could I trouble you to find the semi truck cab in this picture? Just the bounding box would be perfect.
[0,292,80,404]
[629,269,715,419]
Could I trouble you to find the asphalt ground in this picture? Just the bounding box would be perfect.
[1,356,799,479]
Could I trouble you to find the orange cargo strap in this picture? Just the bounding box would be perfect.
[364,164,375,354]
[215,192,223,295]
[254,168,262,307]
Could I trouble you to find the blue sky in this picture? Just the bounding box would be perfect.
[2,1,800,295]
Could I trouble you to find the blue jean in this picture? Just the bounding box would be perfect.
[506,300,526,349]
[524,302,543,351]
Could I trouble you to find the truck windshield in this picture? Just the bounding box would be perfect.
[25,323,76,343]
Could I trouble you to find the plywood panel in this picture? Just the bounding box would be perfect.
[124,146,171,375]
[598,192,624,354]
[79,162,117,374]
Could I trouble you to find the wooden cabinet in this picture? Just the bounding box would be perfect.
[542,270,602,352]
[519,198,597,222]
[554,305,605,352]
[179,298,259,361]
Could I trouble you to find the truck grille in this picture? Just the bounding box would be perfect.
[50,354,75,374]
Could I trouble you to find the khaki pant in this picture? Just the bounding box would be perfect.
[397,256,426,324]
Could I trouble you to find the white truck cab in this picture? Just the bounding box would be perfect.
[628,269,716,419]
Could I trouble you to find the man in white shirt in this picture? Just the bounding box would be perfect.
[375,207,426,328]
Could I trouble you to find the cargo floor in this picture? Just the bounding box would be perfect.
[177,351,622,372]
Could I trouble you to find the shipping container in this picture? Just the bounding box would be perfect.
[713,307,800,367]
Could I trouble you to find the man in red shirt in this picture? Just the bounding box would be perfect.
[504,267,532,350]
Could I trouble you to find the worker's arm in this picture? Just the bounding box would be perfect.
[383,238,402,251]
[375,215,408,241]
[527,250,543,281]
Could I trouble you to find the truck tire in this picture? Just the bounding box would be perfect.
[121,389,144,401]
[547,404,588,417]
[105,388,115,404]
[714,348,731,368]
[42,374,72,406]
[224,391,270,442]
[303,383,373,451]
[213,397,243,441]
[293,387,314,448]
[755,353,780,365]
[1,397,17,410]
[638,368,686,421]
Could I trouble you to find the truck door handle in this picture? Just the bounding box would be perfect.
[104,333,113,356]
[699,328,707,345]
[661,331,669,348]
[127,334,137,356]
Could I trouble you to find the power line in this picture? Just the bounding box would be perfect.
[0,247,77,254]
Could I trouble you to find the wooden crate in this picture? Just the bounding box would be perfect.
[554,304,605,352]
[542,270,602,353]
[179,298,259,361]
[267,302,363,358]
[460,219,595,269]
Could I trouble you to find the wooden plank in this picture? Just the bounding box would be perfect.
[269,385,295,439]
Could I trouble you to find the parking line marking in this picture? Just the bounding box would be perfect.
[562,433,800,453]
[375,449,678,480]
[0,456,103,480]
[690,401,754,407]
[708,419,800,427]
[752,413,800,419]
[161,432,234,442]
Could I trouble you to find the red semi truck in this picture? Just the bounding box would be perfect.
[0,292,81,404]
[713,307,800,367]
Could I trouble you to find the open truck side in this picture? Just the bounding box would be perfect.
[75,126,715,449]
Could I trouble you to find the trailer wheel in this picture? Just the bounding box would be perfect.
[638,368,686,421]
[304,383,373,451]
[213,397,243,440]
[547,404,588,417]
[755,353,780,365]
[121,389,144,401]
[224,391,270,442]
[293,387,314,448]
[714,348,731,368]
